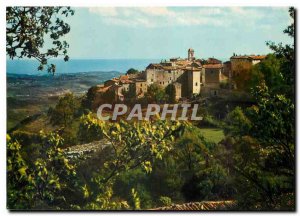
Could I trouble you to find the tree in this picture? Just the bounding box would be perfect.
[165,84,176,103]
[77,113,104,143]
[145,84,167,103]
[6,7,74,73]
[7,132,83,210]
[248,54,286,94]
[82,86,99,111]
[48,93,80,127]
[126,68,139,75]
[221,7,295,210]
[232,61,253,90]
[222,89,294,209]
[77,114,186,209]
[266,7,295,98]
[123,84,137,104]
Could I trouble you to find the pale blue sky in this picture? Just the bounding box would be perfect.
[61,7,293,60]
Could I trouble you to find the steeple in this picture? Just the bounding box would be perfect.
[188,48,194,61]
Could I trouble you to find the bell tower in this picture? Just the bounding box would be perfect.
[188,48,194,61]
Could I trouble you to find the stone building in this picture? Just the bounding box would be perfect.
[223,61,231,78]
[100,74,148,102]
[187,67,201,96]
[173,82,182,100]
[230,55,266,77]
[97,50,267,103]
[143,63,185,88]
[130,79,148,98]
[143,49,203,99]
[201,64,228,97]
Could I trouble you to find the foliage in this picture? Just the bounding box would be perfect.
[131,188,141,210]
[126,68,139,75]
[149,126,234,203]
[165,84,176,103]
[7,135,32,209]
[6,7,74,73]
[102,90,116,104]
[248,54,286,94]
[48,93,81,127]
[81,86,99,111]
[7,132,83,210]
[123,84,137,104]
[232,61,252,90]
[200,114,220,128]
[80,114,186,184]
[144,83,167,103]
[83,181,129,210]
[158,196,172,206]
[113,168,153,209]
[222,82,294,209]
[77,113,104,143]
[219,80,230,89]
[266,7,294,91]
[75,114,186,209]
[220,9,295,209]
[198,128,225,144]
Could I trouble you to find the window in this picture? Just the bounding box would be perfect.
[160,82,162,84]
[140,83,142,87]
[151,79,153,82]
[163,82,165,85]
[195,82,198,86]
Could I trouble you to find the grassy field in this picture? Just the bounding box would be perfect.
[199,128,225,144]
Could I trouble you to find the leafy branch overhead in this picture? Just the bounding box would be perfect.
[6,7,74,73]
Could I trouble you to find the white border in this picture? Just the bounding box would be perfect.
[1,0,299,215]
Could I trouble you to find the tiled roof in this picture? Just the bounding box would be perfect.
[184,67,202,71]
[119,79,133,84]
[207,58,222,64]
[248,55,267,60]
[230,55,266,60]
[150,200,236,211]
[203,64,223,69]
[146,59,202,71]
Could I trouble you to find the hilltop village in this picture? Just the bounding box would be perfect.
[93,48,266,104]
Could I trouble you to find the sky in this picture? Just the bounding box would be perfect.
[60,7,293,60]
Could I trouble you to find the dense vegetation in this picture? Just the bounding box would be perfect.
[7,8,295,210]
[126,68,139,75]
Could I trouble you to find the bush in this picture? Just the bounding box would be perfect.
[220,81,230,89]
[199,115,220,128]
[126,68,139,75]
[158,196,172,206]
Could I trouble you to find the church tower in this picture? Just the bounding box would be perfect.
[188,48,194,61]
